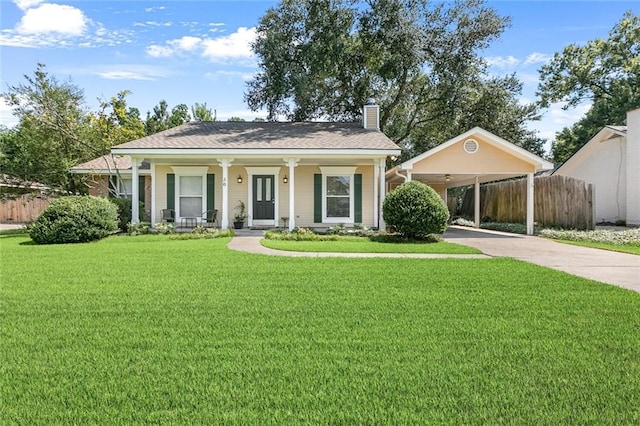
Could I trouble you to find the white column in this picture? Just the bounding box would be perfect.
[373,162,379,229]
[474,176,480,229]
[131,158,140,223]
[526,172,534,235]
[218,159,233,230]
[378,159,386,230]
[151,162,156,226]
[285,158,299,231]
[406,171,412,181]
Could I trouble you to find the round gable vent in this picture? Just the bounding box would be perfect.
[463,138,479,154]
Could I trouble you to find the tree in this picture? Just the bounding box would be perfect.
[245,0,542,157]
[0,63,96,192]
[191,102,216,121]
[227,116,246,122]
[88,90,145,148]
[537,11,640,163]
[145,100,191,135]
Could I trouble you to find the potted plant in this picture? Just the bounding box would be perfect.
[233,200,247,229]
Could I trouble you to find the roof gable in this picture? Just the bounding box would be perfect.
[553,125,627,176]
[400,127,553,171]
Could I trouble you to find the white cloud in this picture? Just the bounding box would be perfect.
[144,28,256,65]
[485,55,520,69]
[88,65,171,81]
[549,101,591,127]
[201,27,256,63]
[14,0,43,11]
[146,44,175,58]
[16,3,88,35]
[144,6,166,13]
[205,70,255,81]
[524,52,552,66]
[0,99,19,128]
[172,36,201,51]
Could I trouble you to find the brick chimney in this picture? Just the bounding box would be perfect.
[363,98,379,130]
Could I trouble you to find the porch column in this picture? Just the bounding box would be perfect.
[526,172,534,235]
[378,158,386,230]
[285,158,299,231]
[218,158,233,230]
[406,171,412,181]
[151,162,156,226]
[373,162,379,229]
[474,176,480,229]
[131,157,140,223]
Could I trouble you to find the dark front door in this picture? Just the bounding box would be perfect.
[253,175,275,220]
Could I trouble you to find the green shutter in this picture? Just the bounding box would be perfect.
[314,174,322,223]
[138,176,145,204]
[354,174,362,223]
[207,174,215,219]
[166,174,175,210]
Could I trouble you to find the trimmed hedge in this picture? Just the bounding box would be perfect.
[30,196,119,244]
[383,181,449,238]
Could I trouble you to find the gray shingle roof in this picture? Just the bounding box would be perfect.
[112,121,400,151]
[71,155,150,172]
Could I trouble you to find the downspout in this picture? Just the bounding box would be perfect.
[394,169,408,182]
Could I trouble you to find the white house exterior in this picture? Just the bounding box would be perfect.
[553,108,640,226]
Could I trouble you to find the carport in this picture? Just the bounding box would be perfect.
[386,127,554,235]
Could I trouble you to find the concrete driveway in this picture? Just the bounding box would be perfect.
[444,226,640,293]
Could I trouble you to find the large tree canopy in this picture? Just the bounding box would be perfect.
[538,11,640,163]
[0,64,97,192]
[246,0,544,157]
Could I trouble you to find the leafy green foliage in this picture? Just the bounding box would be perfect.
[144,100,191,135]
[246,0,545,156]
[2,235,639,423]
[383,181,449,237]
[29,196,118,244]
[0,64,98,192]
[540,228,640,246]
[191,102,216,122]
[109,197,144,232]
[538,11,640,163]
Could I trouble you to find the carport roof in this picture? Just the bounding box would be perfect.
[386,127,554,187]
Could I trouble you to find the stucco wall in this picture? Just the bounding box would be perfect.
[627,108,640,226]
[555,136,626,223]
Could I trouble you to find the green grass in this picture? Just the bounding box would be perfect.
[2,234,640,423]
[554,239,640,255]
[261,236,481,253]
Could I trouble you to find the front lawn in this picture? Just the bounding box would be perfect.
[2,234,639,423]
[261,236,481,253]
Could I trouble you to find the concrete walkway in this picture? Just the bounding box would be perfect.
[228,227,640,293]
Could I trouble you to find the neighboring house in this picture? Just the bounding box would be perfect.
[553,108,640,226]
[72,102,401,230]
[386,127,554,235]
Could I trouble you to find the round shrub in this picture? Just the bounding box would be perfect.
[30,196,119,244]
[109,197,144,231]
[383,181,449,238]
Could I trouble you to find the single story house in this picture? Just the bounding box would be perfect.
[552,108,640,226]
[386,127,554,235]
[72,102,401,230]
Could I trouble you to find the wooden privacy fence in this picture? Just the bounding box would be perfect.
[460,175,594,230]
[0,195,53,223]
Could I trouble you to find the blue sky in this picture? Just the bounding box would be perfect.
[1,0,638,153]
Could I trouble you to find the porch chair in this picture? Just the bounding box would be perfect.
[161,208,175,223]
[201,209,218,228]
